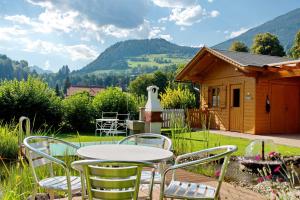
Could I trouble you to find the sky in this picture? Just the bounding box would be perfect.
[0,0,299,72]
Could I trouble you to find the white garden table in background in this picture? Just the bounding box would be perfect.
[77,144,174,163]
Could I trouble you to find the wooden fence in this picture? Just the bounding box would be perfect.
[186,108,203,128]
[162,108,206,129]
[162,109,185,128]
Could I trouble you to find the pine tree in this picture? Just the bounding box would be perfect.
[63,76,71,95]
[55,83,60,96]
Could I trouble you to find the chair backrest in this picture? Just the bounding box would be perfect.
[102,112,118,119]
[118,133,172,151]
[23,136,79,184]
[117,113,130,121]
[172,145,237,198]
[72,160,154,200]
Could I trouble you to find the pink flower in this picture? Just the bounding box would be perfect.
[269,151,276,156]
[257,177,264,183]
[277,177,284,182]
[255,154,261,161]
[273,165,281,173]
[215,170,221,177]
[265,174,272,180]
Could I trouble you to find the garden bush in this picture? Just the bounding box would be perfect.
[0,77,63,128]
[93,87,138,117]
[62,91,95,131]
[160,85,196,109]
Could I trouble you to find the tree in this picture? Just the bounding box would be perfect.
[55,83,60,96]
[93,87,138,117]
[160,85,196,109]
[251,32,286,56]
[289,30,300,59]
[63,76,71,94]
[63,91,94,131]
[128,74,155,97]
[229,41,249,52]
[0,77,63,128]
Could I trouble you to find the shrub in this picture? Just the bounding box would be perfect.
[0,77,63,128]
[160,85,196,109]
[0,123,18,159]
[62,92,94,131]
[93,87,138,117]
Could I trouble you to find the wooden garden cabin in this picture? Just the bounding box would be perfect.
[176,47,300,134]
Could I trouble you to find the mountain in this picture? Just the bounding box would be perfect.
[30,65,52,74]
[78,38,198,74]
[214,8,300,51]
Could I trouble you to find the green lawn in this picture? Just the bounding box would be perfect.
[176,131,300,156]
[56,131,300,156]
[56,132,124,142]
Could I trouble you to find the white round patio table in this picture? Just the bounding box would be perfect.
[77,144,174,163]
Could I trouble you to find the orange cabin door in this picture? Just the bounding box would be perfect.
[285,85,299,134]
[230,84,243,132]
[270,84,299,134]
[270,84,285,133]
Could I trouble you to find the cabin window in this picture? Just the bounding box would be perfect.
[209,87,220,108]
[233,88,240,107]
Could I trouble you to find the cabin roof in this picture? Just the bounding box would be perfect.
[213,49,292,67]
[176,46,299,82]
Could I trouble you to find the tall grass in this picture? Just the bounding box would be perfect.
[0,123,19,160]
[169,111,215,156]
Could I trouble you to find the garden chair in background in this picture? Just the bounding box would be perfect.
[115,113,130,136]
[71,160,155,200]
[23,136,82,200]
[95,112,118,136]
[159,145,237,200]
[118,133,173,197]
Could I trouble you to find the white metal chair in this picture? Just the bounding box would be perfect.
[118,133,173,197]
[71,160,156,200]
[95,112,118,136]
[23,136,82,200]
[116,113,130,136]
[160,145,237,200]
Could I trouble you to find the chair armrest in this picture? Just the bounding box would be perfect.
[174,145,236,164]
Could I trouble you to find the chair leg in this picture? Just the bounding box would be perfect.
[48,190,54,200]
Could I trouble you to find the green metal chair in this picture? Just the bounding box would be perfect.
[23,136,82,200]
[72,160,155,200]
[160,145,237,200]
[118,133,173,198]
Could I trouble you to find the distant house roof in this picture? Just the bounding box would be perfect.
[176,46,299,82]
[66,85,104,97]
[213,49,292,67]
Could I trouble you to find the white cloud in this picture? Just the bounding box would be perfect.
[152,0,196,8]
[191,44,204,48]
[227,27,250,39]
[169,5,205,26]
[152,0,220,26]
[0,26,27,41]
[210,10,220,18]
[21,38,97,61]
[208,0,214,3]
[44,60,50,70]
[159,34,173,41]
[4,15,32,25]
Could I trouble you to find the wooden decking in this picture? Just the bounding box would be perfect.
[57,169,266,200]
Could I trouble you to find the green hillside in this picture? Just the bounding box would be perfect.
[214,8,300,51]
[77,38,198,74]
